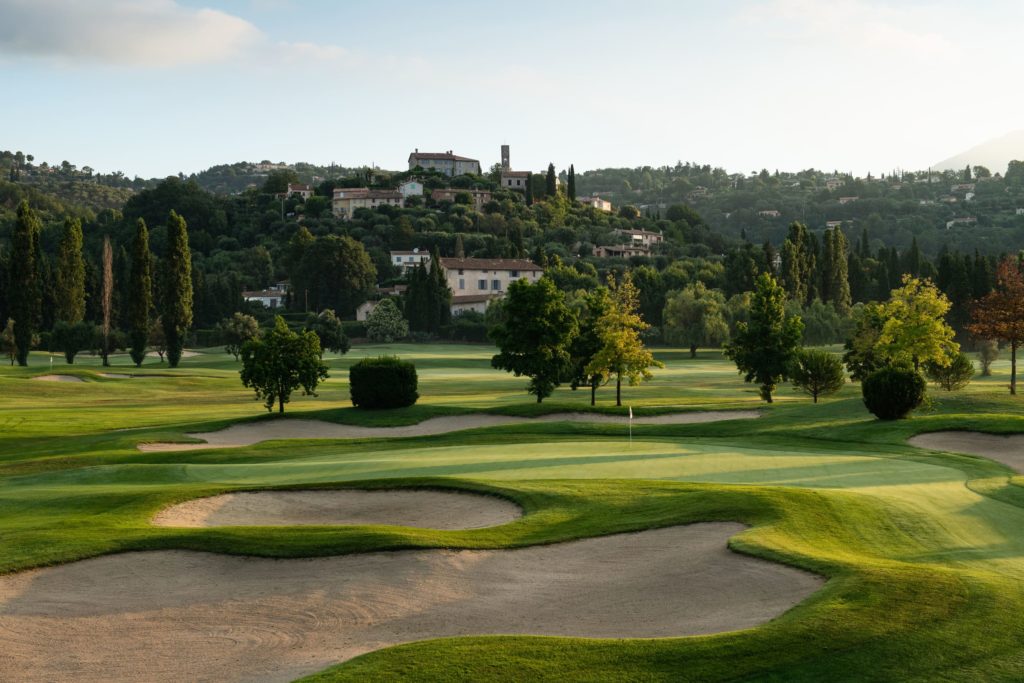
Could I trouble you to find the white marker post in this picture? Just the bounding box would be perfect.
[628,405,633,447]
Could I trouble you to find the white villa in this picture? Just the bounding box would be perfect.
[391,248,432,274]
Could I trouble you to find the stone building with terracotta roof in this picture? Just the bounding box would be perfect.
[408,149,481,177]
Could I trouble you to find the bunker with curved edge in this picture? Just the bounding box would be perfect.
[0,524,823,683]
[909,431,1024,473]
[153,489,523,530]
[138,411,761,452]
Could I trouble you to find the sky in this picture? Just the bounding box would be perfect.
[1,0,1022,179]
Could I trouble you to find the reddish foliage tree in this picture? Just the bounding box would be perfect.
[969,257,1024,395]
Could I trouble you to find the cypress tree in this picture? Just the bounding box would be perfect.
[100,237,114,367]
[829,228,852,314]
[859,227,870,260]
[55,217,86,324]
[454,234,465,258]
[525,172,534,206]
[9,201,40,365]
[545,163,557,197]
[568,164,576,201]
[161,211,193,368]
[128,219,153,367]
[431,246,451,330]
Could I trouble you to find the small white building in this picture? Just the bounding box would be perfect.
[579,196,612,212]
[391,248,432,274]
[280,183,314,200]
[242,280,289,308]
[614,228,663,248]
[450,293,502,316]
[398,180,424,198]
[332,188,404,219]
[758,210,781,218]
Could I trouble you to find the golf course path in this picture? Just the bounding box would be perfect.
[909,431,1024,473]
[138,410,761,451]
[153,489,523,529]
[0,524,822,683]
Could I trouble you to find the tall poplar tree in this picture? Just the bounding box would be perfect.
[99,237,114,367]
[10,201,40,365]
[128,219,153,367]
[161,211,193,368]
[55,217,86,324]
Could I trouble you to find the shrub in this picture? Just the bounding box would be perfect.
[924,352,975,391]
[978,340,999,376]
[349,356,418,409]
[790,348,846,403]
[862,366,926,420]
[366,298,409,343]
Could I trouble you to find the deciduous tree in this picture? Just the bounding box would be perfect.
[366,298,409,343]
[662,282,729,358]
[221,312,260,360]
[586,273,663,406]
[490,277,577,402]
[876,275,958,372]
[240,316,328,413]
[305,309,350,354]
[969,257,1024,394]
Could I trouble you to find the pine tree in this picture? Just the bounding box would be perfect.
[9,201,40,365]
[55,217,86,324]
[161,211,193,368]
[545,163,557,197]
[128,219,153,367]
[567,164,576,201]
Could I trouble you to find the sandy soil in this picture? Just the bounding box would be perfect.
[30,375,84,383]
[147,349,199,359]
[99,373,135,379]
[153,489,523,529]
[138,411,761,452]
[909,431,1024,473]
[0,524,822,683]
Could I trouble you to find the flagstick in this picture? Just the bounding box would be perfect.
[628,406,633,447]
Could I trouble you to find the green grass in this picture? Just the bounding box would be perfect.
[3,343,1024,680]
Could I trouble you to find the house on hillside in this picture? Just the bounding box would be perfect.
[398,180,424,198]
[825,178,844,191]
[450,293,503,315]
[408,150,481,177]
[593,244,650,258]
[332,188,404,219]
[498,144,530,192]
[438,257,543,297]
[277,183,314,200]
[946,217,977,229]
[838,196,859,205]
[431,188,493,211]
[758,209,781,218]
[390,249,432,274]
[243,281,290,309]
[578,195,613,212]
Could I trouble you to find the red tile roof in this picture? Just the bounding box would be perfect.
[439,257,543,272]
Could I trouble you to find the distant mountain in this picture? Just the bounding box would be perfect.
[933,129,1024,174]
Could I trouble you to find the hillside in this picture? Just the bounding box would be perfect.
[933,129,1024,174]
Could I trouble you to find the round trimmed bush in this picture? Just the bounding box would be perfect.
[349,356,418,409]
[861,366,926,420]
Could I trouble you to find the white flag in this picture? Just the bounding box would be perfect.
[629,406,633,420]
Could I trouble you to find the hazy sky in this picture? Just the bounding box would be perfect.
[2,0,1022,178]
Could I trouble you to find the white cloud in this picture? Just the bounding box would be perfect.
[0,0,262,67]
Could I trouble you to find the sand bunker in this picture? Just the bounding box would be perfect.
[138,410,760,452]
[909,431,1024,473]
[0,524,822,683]
[99,373,135,379]
[153,489,522,529]
[30,375,84,383]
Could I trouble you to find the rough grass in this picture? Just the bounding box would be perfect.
[2,344,1024,680]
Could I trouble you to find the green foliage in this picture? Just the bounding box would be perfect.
[161,211,193,368]
[924,352,975,391]
[545,163,557,197]
[781,222,815,305]
[843,302,887,381]
[10,201,41,365]
[585,273,663,406]
[240,316,328,413]
[876,275,958,371]
[349,355,419,409]
[567,287,613,405]
[54,217,86,324]
[366,298,409,343]
[861,366,926,420]
[127,219,153,367]
[662,281,729,357]
[290,235,376,317]
[305,309,351,355]
[1,318,16,365]
[50,321,94,364]
[220,312,260,361]
[789,348,846,403]
[978,340,999,376]
[262,169,300,195]
[724,272,804,402]
[404,251,450,335]
[490,277,577,402]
